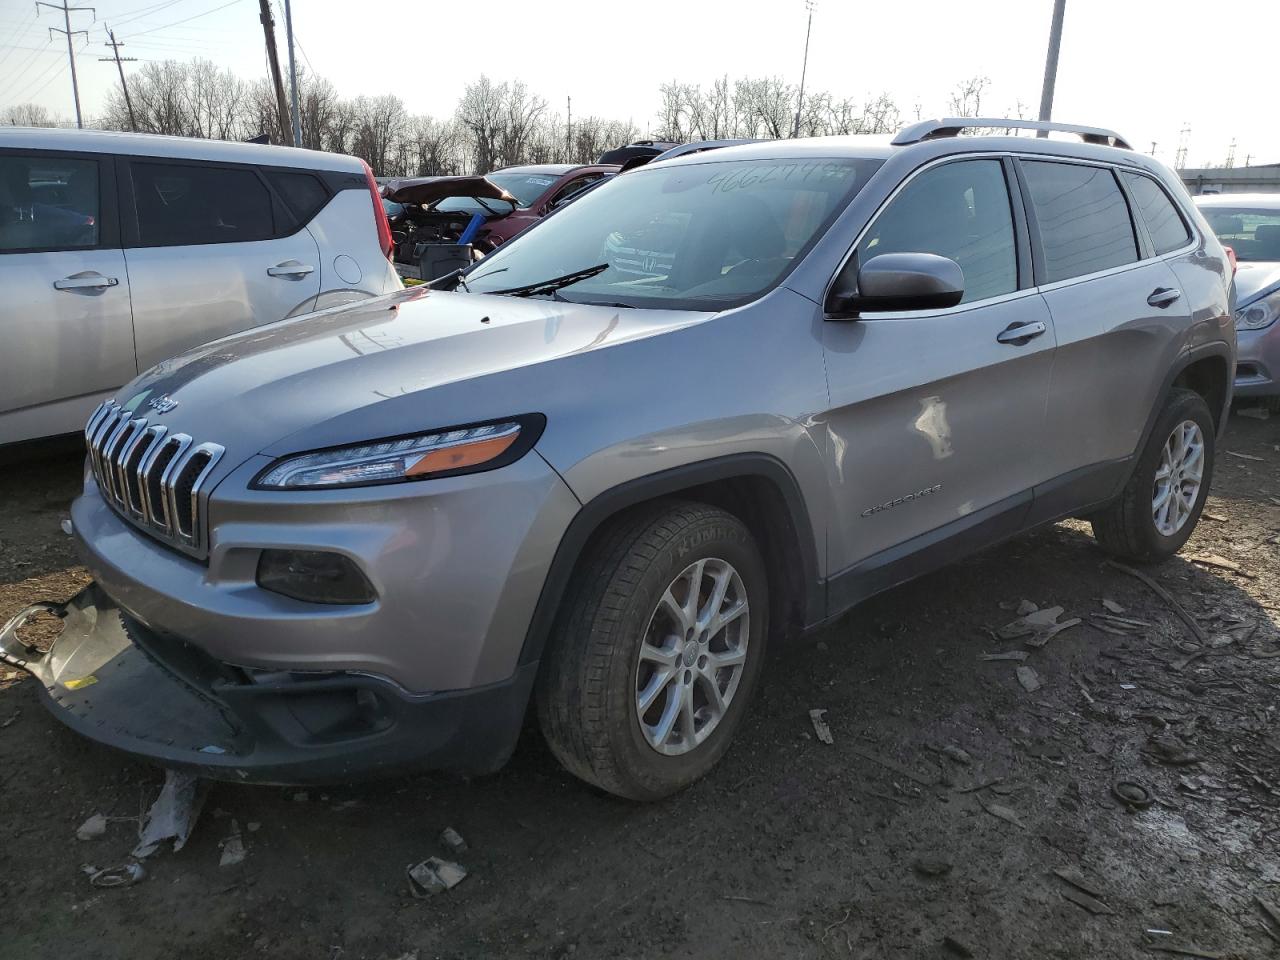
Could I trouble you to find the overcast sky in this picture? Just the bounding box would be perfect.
[2,0,1275,168]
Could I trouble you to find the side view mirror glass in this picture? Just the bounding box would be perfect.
[826,252,965,317]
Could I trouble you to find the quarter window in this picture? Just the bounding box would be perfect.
[265,170,329,226]
[0,154,99,252]
[858,159,1017,304]
[1021,160,1137,283]
[1122,172,1191,256]
[131,162,275,246]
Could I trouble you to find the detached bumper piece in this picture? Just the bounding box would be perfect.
[0,583,536,784]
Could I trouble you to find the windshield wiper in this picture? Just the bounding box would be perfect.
[489,263,610,298]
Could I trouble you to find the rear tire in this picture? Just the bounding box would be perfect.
[1091,388,1215,562]
[536,501,768,801]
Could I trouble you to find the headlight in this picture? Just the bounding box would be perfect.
[253,415,543,489]
[1236,289,1280,331]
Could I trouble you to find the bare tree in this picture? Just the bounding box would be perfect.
[947,76,991,118]
[4,103,58,126]
[456,75,506,174]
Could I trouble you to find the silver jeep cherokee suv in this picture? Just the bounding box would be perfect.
[3,119,1235,801]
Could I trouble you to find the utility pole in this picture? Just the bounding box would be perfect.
[792,0,815,139]
[257,0,291,145]
[282,0,301,147]
[1035,0,1066,136]
[100,26,137,131]
[566,95,572,161]
[1225,138,1237,169]
[37,0,93,129]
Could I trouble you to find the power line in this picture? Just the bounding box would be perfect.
[128,0,243,38]
[36,0,95,128]
[0,6,40,70]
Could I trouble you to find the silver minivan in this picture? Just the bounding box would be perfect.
[0,128,400,447]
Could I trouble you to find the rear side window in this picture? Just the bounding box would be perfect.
[131,162,274,246]
[266,170,329,225]
[0,154,99,252]
[1123,172,1191,256]
[859,158,1017,303]
[1021,160,1137,283]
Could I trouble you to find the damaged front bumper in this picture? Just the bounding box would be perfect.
[0,583,536,784]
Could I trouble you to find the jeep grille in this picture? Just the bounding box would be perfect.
[84,401,224,555]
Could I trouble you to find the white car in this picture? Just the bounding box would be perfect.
[0,128,401,447]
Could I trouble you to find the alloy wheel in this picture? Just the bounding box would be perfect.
[1152,419,1205,537]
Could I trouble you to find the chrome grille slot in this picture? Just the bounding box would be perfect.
[81,401,225,556]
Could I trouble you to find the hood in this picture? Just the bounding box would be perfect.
[381,175,516,207]
[1233,260,1280,306]
[118,287,712,466]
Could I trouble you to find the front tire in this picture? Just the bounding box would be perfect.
[1091,387,1215,562]
[536,501,768,801]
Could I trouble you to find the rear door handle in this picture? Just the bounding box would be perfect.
[996,320,1048,345]
[1147,287,1181,308]
[267,262,315,278]
[53,274,118,291]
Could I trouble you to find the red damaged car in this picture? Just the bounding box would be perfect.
[382,163,617,279]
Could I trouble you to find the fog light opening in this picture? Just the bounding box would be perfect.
[256,550,377,605]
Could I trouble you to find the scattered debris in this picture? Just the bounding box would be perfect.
[76,813,108,841]
[0,710,18,729]
[1225,450,1264,461]
[219,820,246,868]
[60,518,73,536]
[1111,780,1154,811]
[1101,598,1126,614]
[1237,406,1271,420]
[809,708,834,745]
[980,651,1028,662]
[913,858,953,877]
[1016,599,1038,616]
[849,747,934,787]
[290,791,309,802]
[1052,867,1106,901]
[1061,887,1114,915]
[977,797,1026,830]
[1146,945,1224,959]
[1186,553,1253,579]
[999,605,1081,647]
[1170,649,1204,671]
[439,826,468,854]
[1104,561,1208,646]
[406,857,467,897]
[1201,511,1228,522]
[954,777,1004,795]
[1147,733,1199,767]
[1257,896,1280,937]
[942,935,974,957]
[1016,665,1042,693]
[132,769,207,859]
[940,745,972,765]
[83,862,146,888]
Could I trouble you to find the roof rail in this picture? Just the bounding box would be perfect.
[892,118,1132,151]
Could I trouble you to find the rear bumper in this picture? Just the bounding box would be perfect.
[1235,322,1280,397]
[1,583,536,784]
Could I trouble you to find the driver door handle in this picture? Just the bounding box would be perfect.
[267,261,315,278]
[53,274,118,291]
[996,320,1047,345]
[1147,287,1181,308]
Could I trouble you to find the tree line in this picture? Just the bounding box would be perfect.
[6,63,1007,177]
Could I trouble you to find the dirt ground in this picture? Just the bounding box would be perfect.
[2,413,1278,960]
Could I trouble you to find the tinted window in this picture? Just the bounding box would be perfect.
[0,154,99,252]
[266,170,328,225]
[487,172,560,207]
[132,162,274,246]
[1123,173,1191,256]
[466,158,881,311]
[1022,161,1137,283]
[859,159,1017,303]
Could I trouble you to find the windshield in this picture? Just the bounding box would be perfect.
[1200,206,1280,262]
[434,195,516,217]
[465,157,881,310]
[490,172,560,207]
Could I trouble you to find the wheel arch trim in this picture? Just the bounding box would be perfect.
[518,453,822,666]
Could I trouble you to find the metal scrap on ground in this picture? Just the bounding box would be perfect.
[809,708,834,745]
[407,857,467,897]
[132,769,207,859]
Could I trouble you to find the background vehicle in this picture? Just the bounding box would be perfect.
[6,120,1234,803]
[1195,193,1280,404]
[0,128,400,447]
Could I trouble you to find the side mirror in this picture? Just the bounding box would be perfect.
[826,252,965,317]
